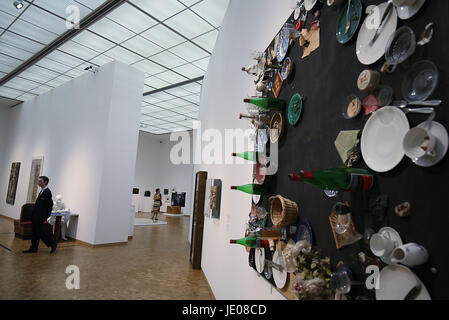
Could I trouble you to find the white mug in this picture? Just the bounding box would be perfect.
[392,0,417,7]
[403,127,437,160]
[390,243,429,266]
[370,232,395,257]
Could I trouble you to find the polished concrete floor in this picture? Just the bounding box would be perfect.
[0,213,214,300]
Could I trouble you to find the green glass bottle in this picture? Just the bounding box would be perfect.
[232,151,256,162]
[230,235,269,248]
[232,151,269,165]
[288,168,373,191]
[243,97,286,110]
[230,184,267,195]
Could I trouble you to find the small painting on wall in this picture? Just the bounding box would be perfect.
[6,162,21,205]
[26,156,44,203]
[205,179,222,219]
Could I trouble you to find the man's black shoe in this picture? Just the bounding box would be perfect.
[22,249,37,253]
[50,242,57,254]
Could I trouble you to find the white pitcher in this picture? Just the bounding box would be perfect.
[390,243,429,266]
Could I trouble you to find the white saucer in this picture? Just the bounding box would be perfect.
[378,226,403,265]
[395,0,426,20]
[410,121,449,167]
[304,0,318,11]
[255,248,265,273]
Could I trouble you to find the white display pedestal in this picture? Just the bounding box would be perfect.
[142,197,153,212]
[131,194,140,212]
[129,206,135,238]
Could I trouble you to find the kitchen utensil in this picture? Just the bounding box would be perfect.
[369,1,394,46]
[417,22,434,46]
[402,107,434,114]
[392,99,441,108]
[344,0,351,34]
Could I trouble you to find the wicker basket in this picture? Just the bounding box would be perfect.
[269,195,298,227]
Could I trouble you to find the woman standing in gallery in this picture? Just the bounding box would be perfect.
[151,188,162,222]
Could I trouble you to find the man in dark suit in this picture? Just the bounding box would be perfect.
[23,176,57,254]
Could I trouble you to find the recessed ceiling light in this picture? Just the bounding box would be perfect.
[13,0,23,9]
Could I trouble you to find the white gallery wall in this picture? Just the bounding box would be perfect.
[0,106,10,182]
[0,61,144,245]
[194,0,296,299]
[134,131,194,215]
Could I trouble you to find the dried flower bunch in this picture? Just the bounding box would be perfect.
[292,249,333,300]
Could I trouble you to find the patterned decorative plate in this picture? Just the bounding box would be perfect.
[276,31,289,62]
[288,93,303,126]
[295,220,313,244]
[336,0,362,44]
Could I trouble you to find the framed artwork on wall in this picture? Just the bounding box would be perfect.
[26,156,44,203]
[205,179,222,219]
[6,162,21,205]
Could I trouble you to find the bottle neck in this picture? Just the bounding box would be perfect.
[289,171,312,181]
[230,240,237,244]
[243,98,251,103]
[230,186,238,190]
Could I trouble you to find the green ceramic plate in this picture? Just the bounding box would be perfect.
[336,0,362,44]
[288,93,303,126]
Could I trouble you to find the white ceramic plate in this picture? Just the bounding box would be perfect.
[304,0,318,11]
[272,249,288,289]
[294,6,301,20]
[361,106,410,172]
[356,2,398,65]
[376,264,431,300]
[395,0,426,20]
[255,248,265,273]
[412,121,449,167]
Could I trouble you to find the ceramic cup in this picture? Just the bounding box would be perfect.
[370,232,395,257]
[390,243,429,266]
[392,0,417,7]
[403,127,437,160]
[357,69,381,91]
